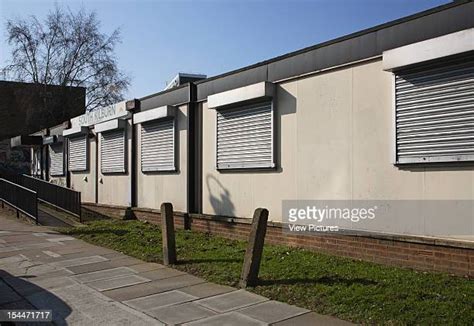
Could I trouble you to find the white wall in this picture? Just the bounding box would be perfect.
[97,119,132,207]
[201,59,474,237]
[136,104,188,212]
[70,134,96,203]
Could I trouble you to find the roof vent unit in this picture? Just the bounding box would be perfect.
[164,73,206,90]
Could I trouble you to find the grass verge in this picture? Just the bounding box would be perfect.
[60,219,474,325]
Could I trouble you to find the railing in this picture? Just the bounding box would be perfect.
[0,170,24,186]
[0,178,38,223]
[21,175,82,221]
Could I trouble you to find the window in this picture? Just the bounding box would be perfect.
[394,57,474,164]
[141,118,175,172]
[49,143,64,176]
[101,129,126,173]
[32,148,41,177]
[68,135,88,172]
[216,102,274,169]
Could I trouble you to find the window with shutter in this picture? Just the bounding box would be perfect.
[68,136,88,172]
[49,143,64,176]
[101,129,126,173]
[216,102,274,169]
[394,57,474,164]
[141,119,175,172]
[32,148,41,177]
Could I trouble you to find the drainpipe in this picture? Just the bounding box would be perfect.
[39,145,43,179]
[126,99,140,217]
[44,128,50,182]
[186,83,202,228]
[94,129,99,204]
[66,120,71,188]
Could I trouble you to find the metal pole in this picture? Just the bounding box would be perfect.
[35,193,39,225]
[79,192,82,223]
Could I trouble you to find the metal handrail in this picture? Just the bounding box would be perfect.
[0,178,38,224]
[21,175,82,221]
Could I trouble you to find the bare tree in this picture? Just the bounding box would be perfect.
[2,6,130,111]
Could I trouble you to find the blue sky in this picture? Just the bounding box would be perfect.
[0,0,449,99]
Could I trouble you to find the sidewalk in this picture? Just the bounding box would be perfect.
[0,212,351,325]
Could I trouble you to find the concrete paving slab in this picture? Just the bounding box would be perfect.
[1,275,47,297]
[65,261,118,274]
[1,235,43,243]
[184,311,266,326]
[52,255,108,268]
[179,282,236,299]
[0,213,350,325]
[46,236,76,242]
[101,252,130,260]
[28,283,161,326]
[102,274,206,302]
[43,250,61,258]
[137,267,186,280]
[27,269,74,281]
[271,312,354,326]
[0,254,26,265]
[128,262,166,273]
[0,261,39,276]
[39,250,102,263]
[142,274,205,293]
[17,249,60,262]
[0,248,20,256]
[196,289,268,313]
[33,232,51,237]
[237,300,309,323]
[124,290,198,311]
[20,263,64,277]
[86,274,151,291]
[2,273,78,298]
[108,256,146,267]
[15,242,59,250]
[148,302,216,325]
[51,246,112,256]
[32,276,79,292]
[73,267,136,283]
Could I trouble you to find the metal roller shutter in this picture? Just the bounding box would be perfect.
[395,57,474,164]
[217,102,274,169]
[49,143,64,176]
[101,129,126,173]
[141,119,175,172]
[68,136,88,171]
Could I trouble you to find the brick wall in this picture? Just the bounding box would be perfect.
[82,204,474,278]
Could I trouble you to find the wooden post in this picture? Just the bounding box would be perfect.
[239,208,269,288]
[161,202,177,265]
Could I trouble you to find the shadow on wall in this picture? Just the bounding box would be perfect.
[0,270,71,324]
[206,174,235,217]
